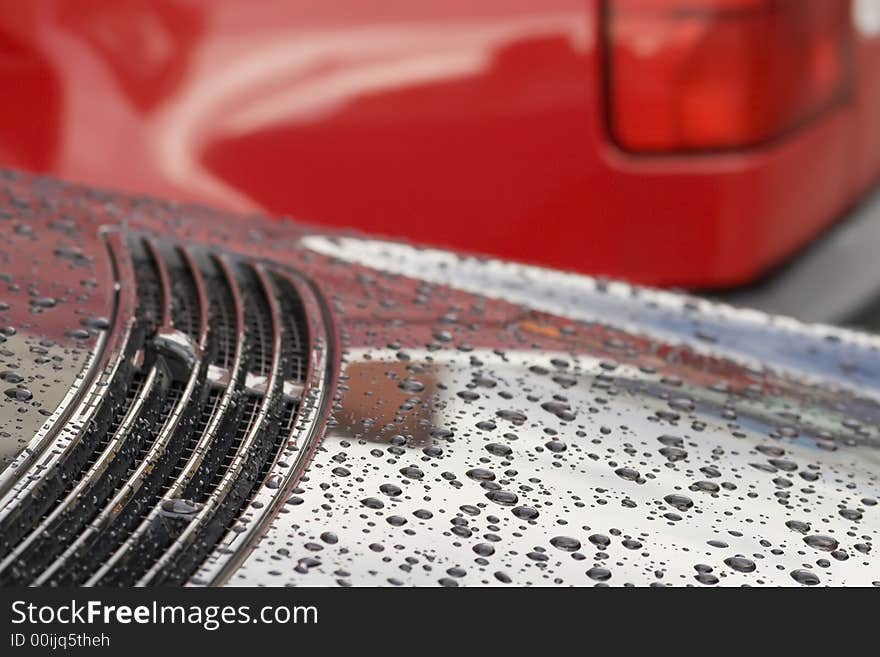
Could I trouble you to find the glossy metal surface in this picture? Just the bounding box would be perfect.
[191,269,334,586]
[234,237,880,587]
[0,173,116,473]
[1,170,878,586]
[0,1,879,287]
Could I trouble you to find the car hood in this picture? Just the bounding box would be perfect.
[1,170,878,587]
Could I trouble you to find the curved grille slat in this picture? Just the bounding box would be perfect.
[275,273,308,385]
[0,232,143,566]
[40,243,211,586]
[135,265,286,585]
[167,244,202,341]
[33,378,181,586]
[244,265,275,378]
[86,256,250,586]
[190,271,331,586]
[0,235,323,587]
[168,256,248,497]
[2,364,170,585]
[206,259,238,369]
[139,239,171,331]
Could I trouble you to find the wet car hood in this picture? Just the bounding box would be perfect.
[1,170,878,587]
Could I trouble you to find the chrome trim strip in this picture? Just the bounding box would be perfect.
[97,255,249,583]
[6,366,161,580]
[141,264,284,585]
[83,244,211,585]
[0,231,136,524]
[190,269,334,587]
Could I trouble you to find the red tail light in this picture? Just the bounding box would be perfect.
[603,0,853,152]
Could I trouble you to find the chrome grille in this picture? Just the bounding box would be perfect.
[0,233,314,586]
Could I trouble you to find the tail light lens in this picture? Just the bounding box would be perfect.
[603,0,853,152]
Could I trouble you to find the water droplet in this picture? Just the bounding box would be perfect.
[82,316,110,330]
[159,498,202,517]
[485,443,512,457]
[466,468,495,481]
[496,409,527,424]
[839,508,862,521]
[4,387,32,402]
[586,566,611,581]
[399,465,424,480]
[473,543,495,557]
[724,556,756,573]
[689,480,719,493]
[398,378,424,393]
[615,467,640,481]
[785,520,811,534]
[791,569,820,585]
[550,536,581,552]
[379,483,402,496]
[485,490,518,506]
[663,494,694,511]
[512,505,539,520]
[361,497,384,509]
[803,534,838,552]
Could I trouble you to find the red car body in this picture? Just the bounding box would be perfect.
[1,0,879,288]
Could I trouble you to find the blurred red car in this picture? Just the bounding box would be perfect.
[1,0,879,295]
